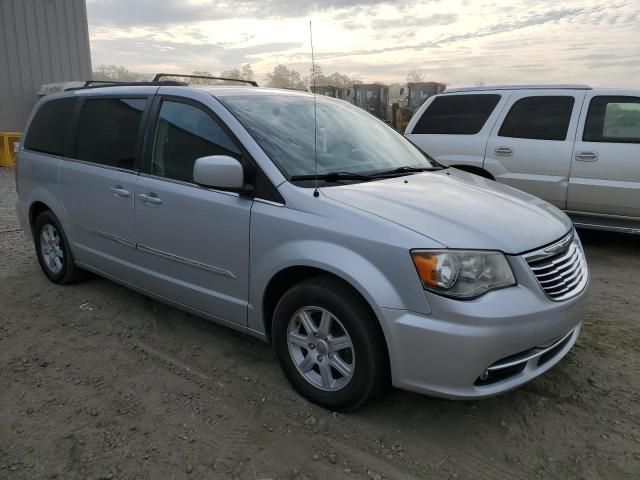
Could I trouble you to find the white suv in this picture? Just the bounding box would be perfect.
[405,85,640,234]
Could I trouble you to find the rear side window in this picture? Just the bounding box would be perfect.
[75,98,146,170]
[24,98,77,156]
[499,96,575,141]
[583,96,640,143]
[151,100,241,183]
[412,94,501,135]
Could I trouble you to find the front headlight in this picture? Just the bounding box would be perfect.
[411,250,516,299]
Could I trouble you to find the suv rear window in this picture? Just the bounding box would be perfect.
[75,98,146,170]
[24,98,77,156]
[499,96,575,141]
[411,94,501,135]
[583,96,640,143]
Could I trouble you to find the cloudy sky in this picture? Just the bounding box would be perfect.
[86,0,640,87]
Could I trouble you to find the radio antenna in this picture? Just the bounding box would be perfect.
[310,21,320,198]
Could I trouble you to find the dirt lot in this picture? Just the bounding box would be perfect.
[1,166,639,480]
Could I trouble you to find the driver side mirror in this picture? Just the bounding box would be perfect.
[193,155,245,191]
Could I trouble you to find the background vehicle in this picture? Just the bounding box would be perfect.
[392,81,446,132]
[405,85,640,234]
[353,83,389,121]
[16,82,587,410]
[406,82,447,111]
[310,85,352,102]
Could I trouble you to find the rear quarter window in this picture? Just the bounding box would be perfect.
[583,96,640,143]
[24,98,77,156]
[411,94,501,135]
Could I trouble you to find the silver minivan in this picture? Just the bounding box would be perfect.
[16,83,588,410]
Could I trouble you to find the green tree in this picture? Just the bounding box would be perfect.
[406,69,426,83]
[265,64,306,90]
[325,72,361,88]
[241,64,255,81]
[220,68,242,80]
[306,66,360,89]
[187,66,256,85]
[218,65,255,84]
[93,64,148,82]
[189,71,218,85]
[306,64,327,88]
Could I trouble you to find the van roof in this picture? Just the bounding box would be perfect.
[192,86,313,98]
[444,84,592,94]
[61,82,313,99]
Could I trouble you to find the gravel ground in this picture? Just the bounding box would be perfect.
[1,166,639,480]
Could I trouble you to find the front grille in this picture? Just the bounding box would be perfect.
[525,233,588,301]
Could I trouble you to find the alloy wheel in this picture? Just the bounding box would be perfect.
[40,224,64,274]
[286,306,355,391]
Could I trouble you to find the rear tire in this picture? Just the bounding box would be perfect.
[34,211,83,284]
[273,276,388,411]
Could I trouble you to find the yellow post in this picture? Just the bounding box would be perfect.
[0,132,21,167]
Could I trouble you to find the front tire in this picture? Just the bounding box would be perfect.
[273,277,388,411]
[34,211,83,284]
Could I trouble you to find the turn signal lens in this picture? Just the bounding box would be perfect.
[412,252,459,289]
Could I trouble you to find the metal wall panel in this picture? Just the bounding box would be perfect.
[0,0,92,132]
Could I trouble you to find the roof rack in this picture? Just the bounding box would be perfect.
[152,73,258,87]
[63,73,259,92]
[84,80,127,86]
[444,84,592,93]
[64,80,187,91]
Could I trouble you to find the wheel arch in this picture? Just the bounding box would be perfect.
[263,266,380,339]
[26,186,68,238]
[261,264,392,379]
[29,201,51,233]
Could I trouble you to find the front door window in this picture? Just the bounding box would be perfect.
[151,101,241,183]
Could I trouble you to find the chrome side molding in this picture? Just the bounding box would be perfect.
[137,244,236,279]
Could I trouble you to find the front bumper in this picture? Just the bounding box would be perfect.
[379,253,587,399]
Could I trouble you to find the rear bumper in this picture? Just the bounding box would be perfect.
[379,272,587,399]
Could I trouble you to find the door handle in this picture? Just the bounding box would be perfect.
[575,151,598,162]
[494,147,513,157]
[138,193,163,205]
[109,186,130,197]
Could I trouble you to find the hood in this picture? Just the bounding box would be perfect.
[321,169,572,254]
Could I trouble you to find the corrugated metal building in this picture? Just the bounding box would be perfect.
[0,0,92,132]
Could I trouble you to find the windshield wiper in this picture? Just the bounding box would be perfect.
[369,165,443,178]
[289,166,443,183]
[289,171,373,182]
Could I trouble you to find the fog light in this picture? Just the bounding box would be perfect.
[479,370,489,381]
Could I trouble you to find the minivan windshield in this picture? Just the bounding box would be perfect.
[220,94,438,181]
